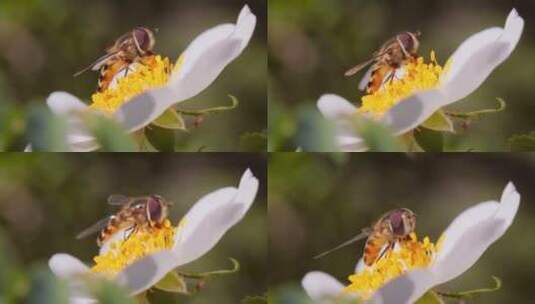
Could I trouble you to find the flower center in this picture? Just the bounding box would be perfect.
[89,54,184,114]
[90,219,176,277]
[343,233,444,300]
[358,51,449,118]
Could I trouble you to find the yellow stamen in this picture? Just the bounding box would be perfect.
[91,219,176,277]
[343,232,441,300]
[358,51,449,118]
[89,55,181,114]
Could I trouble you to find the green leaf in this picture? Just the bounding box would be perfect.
[415,291,444,304]
[26,105,69,152]
[356,119,404,152]
[508,132,535,152]
[436,276,502,300]
[152,108,186,130]
[27,267,69,304]
[240,132,267,152]
[421,110,454,132]
[241,295,268,304]
[85,115,136,152]
[144,127,176,152]
[414,128,444,152]
[154,271,189,294]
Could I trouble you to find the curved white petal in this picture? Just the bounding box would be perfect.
[49,253,89,279]
[169,5,256,101]
[431,182,520,284]
[173,169,259,264]
[70,297,97,304]
[115,250,179,295]
[47,92,88,115]
[441,9,524,102]
[115,169,259,295]
[317,94,357,120]
[113,86,178,132]
[370,269,435,304]
[381,89,448,137]
[302,271,345,303]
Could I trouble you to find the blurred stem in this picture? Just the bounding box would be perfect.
[135,293,150,304]
[446,98,506,120]
[176,95,239,117]
[175,258,240,279]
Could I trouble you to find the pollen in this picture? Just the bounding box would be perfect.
[342,232,440,300]
[89,55,173,114]
[90,219,176,277]
[358,51,448,117]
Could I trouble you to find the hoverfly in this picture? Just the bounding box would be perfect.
[345,31,421,94]
[74,27,157,92]
[76,194,171,247]
[314,208,416,266]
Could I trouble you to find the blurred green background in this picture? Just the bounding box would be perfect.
[269,153,535,303]
[0,0,267,151]
[0,153,267,303]
[269,0,535,151]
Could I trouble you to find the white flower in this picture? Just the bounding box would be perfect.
[317,9,524,152]
[42,5,256,152]
[49,169,259,303]
[302,182,520,304]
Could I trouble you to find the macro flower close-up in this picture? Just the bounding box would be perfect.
[316,8,523,152]
[41,5,256,152]
[301,182,520,303]
[48,168,259,302]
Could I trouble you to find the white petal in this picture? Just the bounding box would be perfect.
[168,5,256,101]
[70,297,97,304]
[380,89,448,136]
[317,94,357,120]
[49,253,89,279]
[47,92,88,115]
[302,271,346,303]
[431,182,520,284]
[354,258,365,273]
[441,9,524,102]
[173,169,259,265]
[113,86,178,133]
[370,269,435,304]
[115,250,179,295]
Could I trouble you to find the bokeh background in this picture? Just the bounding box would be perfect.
[269,0,535,151]
[0,154,267,303]
[0,0,267,151]
[269,153,535,303]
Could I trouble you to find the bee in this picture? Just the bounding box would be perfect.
[345,31,421,94]
[74,26,157,92]
[314,208,416,266]
[76,194,171,247]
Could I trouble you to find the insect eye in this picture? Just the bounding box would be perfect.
[147,198,162,222]
[133,28,152,52]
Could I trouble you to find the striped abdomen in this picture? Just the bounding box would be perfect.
[97,59,131,92]
[363,233,390,266]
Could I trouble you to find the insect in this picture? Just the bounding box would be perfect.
[74,26,157,92]
[345,31,421,94]
[314,208,416,266]
[76,194,171,247]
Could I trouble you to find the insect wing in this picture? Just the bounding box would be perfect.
[107,194,131,206]
[314,228,372,259]
[73,52,118,77]
[76,216,111,239]
[358,65,374,91]
[344,58,375,77]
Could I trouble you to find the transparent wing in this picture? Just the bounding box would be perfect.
[314,228,372,259]
[358,65,374,91]
[107,194,131,206]
[344,58,375,77]
[76,217,111,240]
[73,52,118,77]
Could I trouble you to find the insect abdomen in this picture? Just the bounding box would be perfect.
[367,64,391,94]
[363,234,389,266]
[97,60,130,92]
